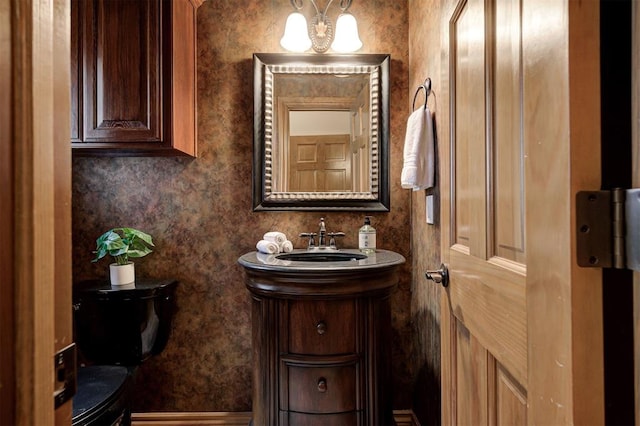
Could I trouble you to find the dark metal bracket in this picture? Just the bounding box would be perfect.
[576,188,640,271]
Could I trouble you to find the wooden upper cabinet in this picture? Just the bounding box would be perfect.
[71,0,202,156]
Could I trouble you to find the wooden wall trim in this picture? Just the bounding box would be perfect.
[0,0,15,423]
[131,410,421,426]
[53,0,73,423]
[6,0,70,424]
[566,1,604,423]
[12,0,57,424]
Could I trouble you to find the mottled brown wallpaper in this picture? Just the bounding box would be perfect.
[71,0,415,413]
[408,1,443,425]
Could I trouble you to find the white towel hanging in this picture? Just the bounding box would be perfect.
[401,106,434,191]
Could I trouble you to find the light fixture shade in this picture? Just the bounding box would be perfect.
[331,13,362,53]
[280,12,312,52]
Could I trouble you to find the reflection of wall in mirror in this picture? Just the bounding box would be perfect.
[290,111,350,135]
[275,74,368,98]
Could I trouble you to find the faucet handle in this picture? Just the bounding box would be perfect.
[299,232,317,249]
[327,232,345,249]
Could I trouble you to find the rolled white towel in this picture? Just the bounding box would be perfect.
[256,239,279,254]
[263,231,286,245]
[280,240,294,253]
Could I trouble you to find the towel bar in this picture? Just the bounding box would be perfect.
[412,77,432,111]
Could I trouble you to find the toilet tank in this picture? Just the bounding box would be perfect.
[73,278,178,366]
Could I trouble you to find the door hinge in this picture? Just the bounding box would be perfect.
[54,343,77,408]
[576,188,640,271]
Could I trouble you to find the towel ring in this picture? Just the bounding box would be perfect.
[412,78,432,111]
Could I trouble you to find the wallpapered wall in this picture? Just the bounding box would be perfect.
[407,1,443,424]
[71,0,427,413]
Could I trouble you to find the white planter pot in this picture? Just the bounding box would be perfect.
[109,262,135,286]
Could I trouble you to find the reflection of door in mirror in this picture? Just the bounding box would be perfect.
[289,134,351,192]
[288,110,351,192]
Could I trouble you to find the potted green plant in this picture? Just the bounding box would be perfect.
[92,227,154,286]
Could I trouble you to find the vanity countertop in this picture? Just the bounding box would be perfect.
[238,248,405,273]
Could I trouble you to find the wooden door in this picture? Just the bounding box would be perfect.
[289,135,352,192]
[439,0,603,424]
[0,0,73,424]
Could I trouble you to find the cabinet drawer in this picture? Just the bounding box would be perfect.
[283,411,359,426]
[285,363,357,414]
[288,300,356,355]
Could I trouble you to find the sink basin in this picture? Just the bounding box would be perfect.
[276,251,368,262]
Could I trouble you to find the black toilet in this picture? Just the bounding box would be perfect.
[72,278,178,426]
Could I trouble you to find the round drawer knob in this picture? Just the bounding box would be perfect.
[316,321,327,335]
[317,378,327,393]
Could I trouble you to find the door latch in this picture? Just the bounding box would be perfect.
[576,188,640,271]
[54,343,77,408]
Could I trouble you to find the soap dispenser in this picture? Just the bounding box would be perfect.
[359,216,376,254]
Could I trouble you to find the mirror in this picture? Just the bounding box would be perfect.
[253,53,390,211]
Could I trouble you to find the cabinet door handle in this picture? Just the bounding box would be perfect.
[316,321,327,335]
[317,378,327,393]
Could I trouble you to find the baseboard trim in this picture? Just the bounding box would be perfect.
[131,412,252,425]
[132,410,420,425]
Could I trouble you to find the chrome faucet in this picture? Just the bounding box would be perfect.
[318,218,327,247]
[300,217,345,250]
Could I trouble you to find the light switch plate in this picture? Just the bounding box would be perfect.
[426,194,434,225]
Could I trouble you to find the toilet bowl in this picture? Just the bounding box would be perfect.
[72,278,178,426]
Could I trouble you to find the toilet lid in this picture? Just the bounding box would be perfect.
[74,278,178,301]
[72,365,131,425]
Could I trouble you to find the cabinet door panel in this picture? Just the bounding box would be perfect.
[288,299,356,355]
[82,0,161,143]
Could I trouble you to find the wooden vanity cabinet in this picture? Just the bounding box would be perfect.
[245,267,398,426]
[71,0,201,156]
